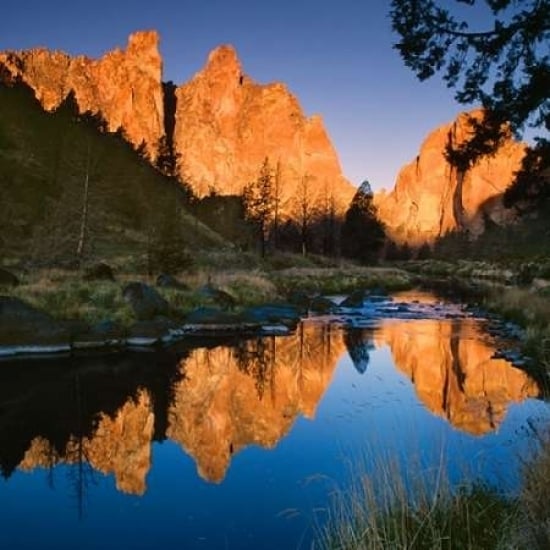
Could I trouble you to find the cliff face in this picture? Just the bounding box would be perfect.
[0,31,165,159]
[0,35,354,214]
[375,111,526,245]
[174,45,355,210]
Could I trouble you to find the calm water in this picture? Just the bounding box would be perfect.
[0,292,548,549]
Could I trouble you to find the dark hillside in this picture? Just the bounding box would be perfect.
[0,81,225,267]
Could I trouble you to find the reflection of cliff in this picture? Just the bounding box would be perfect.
[373,319,540,435]
[167,323,343,482]
[19,390,154,495]
[9,323,344,490]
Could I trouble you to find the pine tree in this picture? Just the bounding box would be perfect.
[341,180,386,264]
[242,158,276,257]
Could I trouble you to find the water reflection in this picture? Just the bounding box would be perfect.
[0,315,542,497]
[373,319,540,435]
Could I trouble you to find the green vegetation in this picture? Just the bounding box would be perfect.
[0,82,224,266]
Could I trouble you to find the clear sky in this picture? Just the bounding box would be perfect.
[1,0,480,190]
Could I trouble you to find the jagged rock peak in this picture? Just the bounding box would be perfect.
[174,44,355,209]
[204,44,242,78]
[0,30,165,159]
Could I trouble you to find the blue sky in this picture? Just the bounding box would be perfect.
[1,0,482,190]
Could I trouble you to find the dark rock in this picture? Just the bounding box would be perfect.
[241,303,300,326]
[122,281,170,320]
[340,290,368,308]
[185,307,246,326]
[310,296,336,313]
[83,262,115,281]
[0,268,19,287]
[128,318,178,339]
[0,296,70,345]
[156,273,189,290]
[286,290,311,309]
[197,284,236,309]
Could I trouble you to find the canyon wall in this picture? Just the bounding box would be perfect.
[0,31,164,159]
[0,33,355,214]
[375,111,526,245]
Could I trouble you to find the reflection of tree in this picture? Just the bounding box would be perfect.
[64,372,96,520]
[233,337,276,400]
[344,329,374,374]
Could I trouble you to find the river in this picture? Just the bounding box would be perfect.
[0,291,548,549]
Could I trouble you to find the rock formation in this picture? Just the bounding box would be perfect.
[0,31,164,159]
[374,317,539,435]
[0,34,354,214]
[375,110,526,245]
[174,45,355,211]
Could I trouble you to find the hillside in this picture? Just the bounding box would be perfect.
[0,80,226,266]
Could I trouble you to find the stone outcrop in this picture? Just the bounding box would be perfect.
[174,45,355,212]
[375,111,526,246]
[0,34,354,215]
[0,31,164,159]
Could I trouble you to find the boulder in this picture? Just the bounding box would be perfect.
[83,262,115,281]
[197,284,236,309]
[0,268,19,287]
[0,296,70,346]
[309,296,336,314]
[122,282,170,321]
[241,303,301,327]
[156,273,189,290]
[340,290,368,308]
[185,307,246,326]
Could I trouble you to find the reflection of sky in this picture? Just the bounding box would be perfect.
[2,326,548,550]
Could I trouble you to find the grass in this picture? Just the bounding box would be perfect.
[271,266,414,295]
[323,458,515,550]
[322,431,550,550]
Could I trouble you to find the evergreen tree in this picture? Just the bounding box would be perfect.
[242,158,276,257]
[390,0,549,138]
[341,180,386,263]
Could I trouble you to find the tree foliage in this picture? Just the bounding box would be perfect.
[390,0,550,136]
[341,181,386,264]
[242,158,276,257]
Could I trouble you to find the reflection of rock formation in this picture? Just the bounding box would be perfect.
[373,319,540,435]
[19,390,154,495]
[10,323,344,490]
[167,323,343,482]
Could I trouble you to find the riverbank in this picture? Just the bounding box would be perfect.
[0,261,414,356]
[320,258,550,550]
[322,423,550,550]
